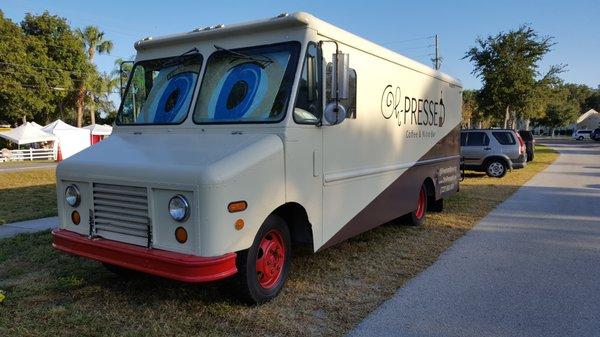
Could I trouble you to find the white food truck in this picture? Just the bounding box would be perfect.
[53,12,462,303]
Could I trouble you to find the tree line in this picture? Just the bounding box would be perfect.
[462,25,600,132]
[0,10,121,127]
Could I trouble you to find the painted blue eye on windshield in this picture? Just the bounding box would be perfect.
[214,63,263,120]
[153,72,195,123]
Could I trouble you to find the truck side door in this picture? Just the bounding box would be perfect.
[284,42,324,247]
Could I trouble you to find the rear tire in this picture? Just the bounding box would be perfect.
[578,136,584,140]
[405,184,428,226]
[429,198,444,212]
[485,160,507,178]
[236,214,291,304]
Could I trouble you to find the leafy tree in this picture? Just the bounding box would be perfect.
[20,11,89,125]
[563,83,595,113]
[464,25,564,129]
[76,26,114,125]
[539,84,579,136]
[584,90,600,112]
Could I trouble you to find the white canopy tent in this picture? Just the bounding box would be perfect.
[83,124,113,136]
[0,122,56,145]
[29,121,44,129]
[43,119,91,159]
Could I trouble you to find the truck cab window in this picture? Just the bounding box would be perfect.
[326,63,357,119]
[294,43,321,124]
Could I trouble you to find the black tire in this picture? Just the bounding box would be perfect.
[577,136,583,141]
[404,184,428,226]
[429,197,444,212]
[236,214,291,304]
[102,263,142,279]
[485,160,507,178]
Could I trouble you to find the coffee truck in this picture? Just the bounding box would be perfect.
[52,12,462,303]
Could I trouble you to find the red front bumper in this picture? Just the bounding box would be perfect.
[52,229,237,282]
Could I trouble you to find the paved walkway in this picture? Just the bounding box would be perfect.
[350,140,600,337]
[0,216,58,239]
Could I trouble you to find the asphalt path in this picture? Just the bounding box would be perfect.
[350,139,600,337]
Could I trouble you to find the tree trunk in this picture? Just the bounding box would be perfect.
[76,85,86,127]
[504,106,510,129]
[90,109,95,125]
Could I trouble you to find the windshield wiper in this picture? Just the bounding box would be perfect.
[159,47,200,68]
[213,45,273,68]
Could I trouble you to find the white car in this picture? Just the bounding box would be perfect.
[572,130,592,140]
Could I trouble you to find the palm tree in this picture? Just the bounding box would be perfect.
[75,26,113,126]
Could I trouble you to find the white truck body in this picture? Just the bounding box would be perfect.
[53,12,462,301]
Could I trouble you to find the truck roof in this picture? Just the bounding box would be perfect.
[134,12,462,86]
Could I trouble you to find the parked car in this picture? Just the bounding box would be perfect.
[461,129,527,178]
[591,128,600,141]
[572,129,592,140]
[518,130,535,162]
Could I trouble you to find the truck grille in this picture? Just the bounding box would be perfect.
[92,183,150,246]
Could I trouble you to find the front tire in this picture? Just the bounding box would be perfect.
[486,160,507,178]
[236,214,291,304]
[577,136,584,140]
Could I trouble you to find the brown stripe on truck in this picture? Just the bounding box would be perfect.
[319,125,461,250]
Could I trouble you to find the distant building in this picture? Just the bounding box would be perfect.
[577,109,600,130]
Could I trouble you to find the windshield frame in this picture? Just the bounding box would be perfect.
[192,41,301,125]
[115,53,204,126]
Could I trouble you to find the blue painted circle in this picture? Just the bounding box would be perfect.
[154,72,194,123]
[214,63,262,120]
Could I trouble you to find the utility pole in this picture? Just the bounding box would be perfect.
[433,34,441,70]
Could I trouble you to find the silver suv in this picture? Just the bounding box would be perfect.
[460,129,527,178]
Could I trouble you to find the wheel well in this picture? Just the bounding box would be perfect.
[423,177,436,206]
[272,202,313,247]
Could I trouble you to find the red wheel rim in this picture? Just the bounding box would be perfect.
[415,187,426,219]
[256,229,286,289]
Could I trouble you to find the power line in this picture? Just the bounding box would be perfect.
[380,35,435,46]
[397,44,435,52]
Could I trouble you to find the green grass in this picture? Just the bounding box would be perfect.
[0,160,55,168]
[0,145,558,336]
[0,168,56,224]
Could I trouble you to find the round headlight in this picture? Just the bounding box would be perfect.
[169,195,189,222]
[65,185,81,207]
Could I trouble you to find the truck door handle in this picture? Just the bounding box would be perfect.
[484,147,491,151]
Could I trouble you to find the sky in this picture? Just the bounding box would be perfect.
[3,0,600,92]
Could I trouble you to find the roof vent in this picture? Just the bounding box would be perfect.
[274,13,289,19]
[197,24,225,31]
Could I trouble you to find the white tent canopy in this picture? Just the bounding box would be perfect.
[83,124,113,136]
[43,119,90,159]
[0,122,56,145]
[29,121,44,129]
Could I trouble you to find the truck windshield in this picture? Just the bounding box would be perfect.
[116,53,203,125]
[193,42,300,124]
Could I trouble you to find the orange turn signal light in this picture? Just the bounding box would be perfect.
[234,219,245,230]
[71,211,81,225]
[228,200,247,213]
[175,226,188,243]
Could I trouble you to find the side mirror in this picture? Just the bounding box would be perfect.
[331,52,349,99]
[323,102,346,125]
